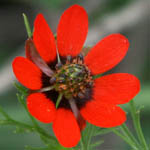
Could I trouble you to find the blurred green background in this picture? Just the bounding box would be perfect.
[0,0,149,149]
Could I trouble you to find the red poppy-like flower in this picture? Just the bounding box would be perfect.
[12,5,140,148]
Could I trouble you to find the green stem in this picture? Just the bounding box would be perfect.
[129,100,149,150]
[111,128,139,150]
[17,94,57,143]
[86,125,94,150]
[0,106,11,120]
[80,124,94,150]
[17,94,39,128]
[80,138,85,150]
[120,124,141,149]
[11,120,34,130]
[23,13,32,38]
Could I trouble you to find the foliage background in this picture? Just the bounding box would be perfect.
[0,0,149,149]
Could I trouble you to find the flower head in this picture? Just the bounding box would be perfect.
[12,5,140,148]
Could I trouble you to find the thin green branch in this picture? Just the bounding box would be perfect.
[80,138,85,150]
[80,124,95,150]
[0,105,11,120]
[17,94,38,128]
[120,124,141,149]
[86,125,94,150]
[23,13,32,38]
[14,82,28,96]
[0,119,34,131]
[129,100,149,150]
[94,128,112,136]
[111,128,139,150]
[17,93,57,143]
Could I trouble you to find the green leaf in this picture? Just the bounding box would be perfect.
[80,123,112,150]
[80,123,104,150]
[0,119,35,133]
[90,140,104,150]
[56,93,63,108]
[0,119,13,125]
[93,74,101,79]
[16,93,58,145]
[14,82,28,96]
[0,105,11,119]
[22,13,32,38]
[93,128,113,136]
[40,134,58,147]
[14,126,33,134]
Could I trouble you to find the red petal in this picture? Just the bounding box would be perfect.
[12,57,42,90]
[57,4,88,57]
[33,14,56,63]
[53,108,80,147]
[85,34,129,74]
[27,93,56,123]
[93,73,140,105]
[80,100,126,128]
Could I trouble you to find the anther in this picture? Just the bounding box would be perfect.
[87,82,93,87]
[66,55,72,63]
[77,53,84,63]
[78,92,85,99]
[58,79,65,83]
[50,77,56,84]
[60,74,66,78]
[55,63,62,69]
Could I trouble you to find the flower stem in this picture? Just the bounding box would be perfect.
[86,125,94,150]
[80,124,95,150]
[17,94,57,143]
[22,13,32,38]
[80,138,85,150]
[111,128,139,150]
[120,124,141,149]
[129,100,149,150]
[0,105,11,120]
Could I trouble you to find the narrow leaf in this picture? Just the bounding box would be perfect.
[90,140,104,149]
[23,13,32,38]
[14,82,28,96]
[93,128,113,136]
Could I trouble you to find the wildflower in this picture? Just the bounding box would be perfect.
[12,5,140,148]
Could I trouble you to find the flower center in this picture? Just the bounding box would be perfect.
[51,55,93,99]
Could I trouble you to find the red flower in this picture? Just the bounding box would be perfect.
[12,5,140,148]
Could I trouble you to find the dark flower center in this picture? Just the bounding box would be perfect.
[41,54,93,110]
[51,54,93,100]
